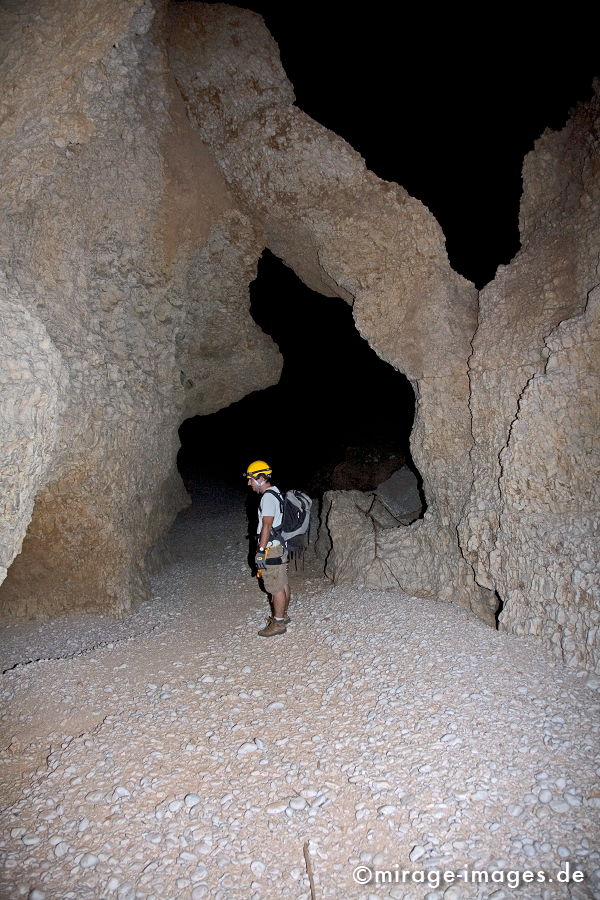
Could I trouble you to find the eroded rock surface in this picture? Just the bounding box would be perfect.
[0,0,280,616]
[459,90,600,670]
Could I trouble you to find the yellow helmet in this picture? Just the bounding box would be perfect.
[244,459,273,478]
[243,459,272,479]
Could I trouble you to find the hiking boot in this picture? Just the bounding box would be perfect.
[282,614,291,625]
[258,617,287,637]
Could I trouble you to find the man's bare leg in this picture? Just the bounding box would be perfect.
[282,583,291,617]
[272,587,288,619]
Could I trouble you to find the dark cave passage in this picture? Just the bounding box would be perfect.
[178,250,419,500]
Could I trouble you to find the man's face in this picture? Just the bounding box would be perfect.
[247,476,263,494]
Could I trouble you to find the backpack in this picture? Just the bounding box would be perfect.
[264,488,312,563]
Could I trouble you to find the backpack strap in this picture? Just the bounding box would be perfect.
[263,488,284,511]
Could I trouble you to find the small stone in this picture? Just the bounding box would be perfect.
[145,833,162,844]
[237,742,257,756]
[410,845,426,861]
[378,805,397,816]
[288,797,307,811]
[80,853,99,869]
[507,804,523,817]
[538,789,553,803]
[112,786,130,800]
[549,800,570,813]
[266,804,287,815]
[54,842,69,858]
[28,891,46,900]
[191,887,208,900]
[251,860,265,877]
[443,886,463,899]
[185,794,201,808]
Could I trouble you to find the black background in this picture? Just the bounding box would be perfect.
[177,2,597,494]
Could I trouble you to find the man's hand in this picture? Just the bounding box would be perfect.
[255,549,267,570]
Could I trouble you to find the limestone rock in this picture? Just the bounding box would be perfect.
[458,85,600,670]
[320,491,498,628]
[0,297,68,586]
[0,0,280,616]
[375,466,423,523]
[493,288,600,670]
[322,491,376,585]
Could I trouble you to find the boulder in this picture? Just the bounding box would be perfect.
[375,466,423,523]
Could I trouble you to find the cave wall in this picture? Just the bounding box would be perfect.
[0,0,281,616]
[458,95,600,670]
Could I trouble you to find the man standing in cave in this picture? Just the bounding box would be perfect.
[244,460,291,637]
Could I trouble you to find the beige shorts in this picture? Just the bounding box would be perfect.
[261,544,288,595]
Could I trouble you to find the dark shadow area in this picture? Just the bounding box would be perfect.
[178,251,416,498]
[494,590,505,630]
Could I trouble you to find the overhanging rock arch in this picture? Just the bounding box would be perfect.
[168,2,498,625]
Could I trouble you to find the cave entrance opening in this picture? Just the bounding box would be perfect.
[177,250,423,520]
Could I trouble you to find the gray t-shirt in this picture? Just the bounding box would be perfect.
[257,487,283,546]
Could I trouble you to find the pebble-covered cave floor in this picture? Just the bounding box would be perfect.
[1,483,599,900]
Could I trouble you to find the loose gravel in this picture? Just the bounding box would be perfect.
[1,482,599,899]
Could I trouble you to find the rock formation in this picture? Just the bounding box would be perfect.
[167,1,498,627]
[459,98,600,670]
[1,1,598,671]
[0,0,281,616]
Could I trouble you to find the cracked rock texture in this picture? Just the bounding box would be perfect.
[458,89,600,671]
[0,0,280,617]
